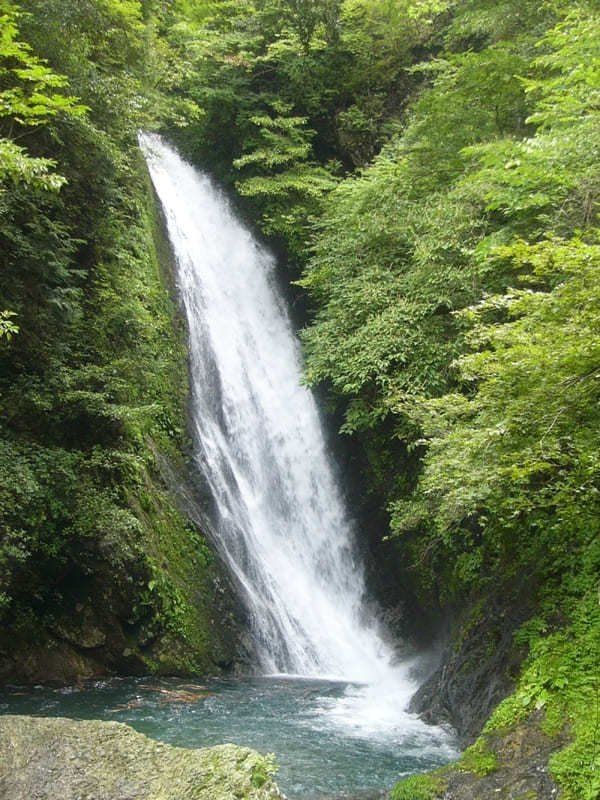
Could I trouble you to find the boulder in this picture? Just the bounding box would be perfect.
[0,715,285,800]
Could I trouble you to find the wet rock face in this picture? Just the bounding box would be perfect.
[410,590,532,746]
[0,715,285,800]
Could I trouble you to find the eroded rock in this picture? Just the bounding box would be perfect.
[0,715,285,800]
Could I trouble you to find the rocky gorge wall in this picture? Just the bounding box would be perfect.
[0,162,247,685]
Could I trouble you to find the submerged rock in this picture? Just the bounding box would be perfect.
[0,715,285,800]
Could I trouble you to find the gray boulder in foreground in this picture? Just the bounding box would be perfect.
[0,715,286,800]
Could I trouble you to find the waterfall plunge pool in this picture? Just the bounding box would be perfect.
[0,675,457,798]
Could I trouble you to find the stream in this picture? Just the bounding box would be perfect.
[0,676,456,798]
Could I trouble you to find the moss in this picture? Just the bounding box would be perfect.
[451,597,486,662]
[390,772,447,800]
[128,466,230,673]
[457,737,497,776]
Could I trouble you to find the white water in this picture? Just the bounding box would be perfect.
[140,134,453,747]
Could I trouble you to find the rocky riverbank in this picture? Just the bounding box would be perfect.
[391,710,567,800]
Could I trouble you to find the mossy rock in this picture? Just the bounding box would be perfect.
[0,715,285,800]
[390,773,447,799]
[392,712,567,800]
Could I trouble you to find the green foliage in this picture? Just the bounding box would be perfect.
[250,753,278,788]
[0,1,85,190]
[233,100,338,259]
[293,3,600,795]
[135,563,188,635]
[300,1,600,586]
[406,234,600,553]
[383,5,600,602]
[0,0,224,673]
[297,26,543,456]
[164,0,452,264]
[0,310,18,340]
[0,138,64,190]
[457,737,498,776]
[0,2,84,126]
[390,772,446,800]
[485,585,600,799]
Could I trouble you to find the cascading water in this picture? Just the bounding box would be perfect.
[140,134,452,747]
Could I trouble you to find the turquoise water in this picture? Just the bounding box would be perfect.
[0,675,457,798]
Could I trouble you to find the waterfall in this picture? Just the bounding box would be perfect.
[140,134,416,699]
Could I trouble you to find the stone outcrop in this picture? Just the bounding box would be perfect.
[391,710,568,800]
[438,714,566,800]
[0,715,285,800]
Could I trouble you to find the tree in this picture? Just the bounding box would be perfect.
[0,1,85,189]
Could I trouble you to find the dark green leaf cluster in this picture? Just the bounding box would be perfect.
[296,4,600,792]
[0,1,224,674]
[162,0,452,264]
